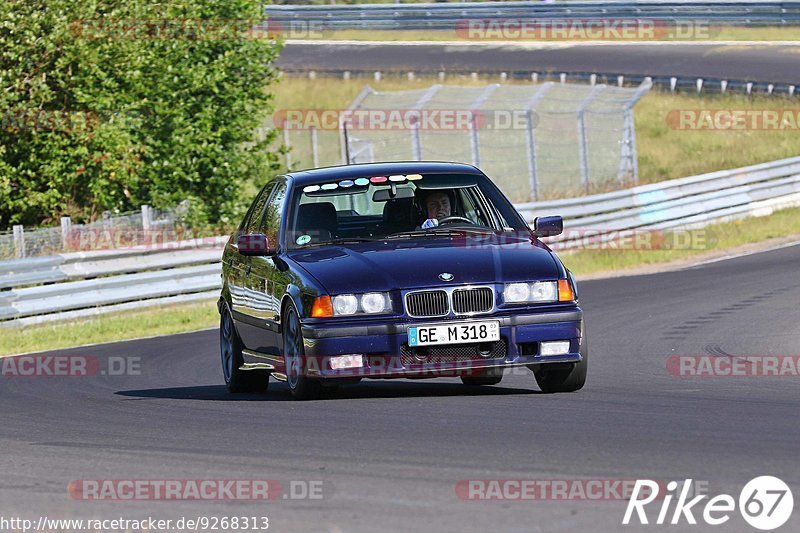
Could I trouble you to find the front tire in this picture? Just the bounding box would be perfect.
[220,303,269,393]
[283,305,322,400]
[531,335,588,393]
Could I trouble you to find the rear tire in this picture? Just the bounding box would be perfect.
[531,335,588,393]
[220,303,269,393]
[283,305,322,400]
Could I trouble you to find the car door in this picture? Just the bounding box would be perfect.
[239,178,289,354]
[231,182,276,349]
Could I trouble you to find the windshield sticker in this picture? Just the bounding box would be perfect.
[307,175,421,193]
[296,235,312,246]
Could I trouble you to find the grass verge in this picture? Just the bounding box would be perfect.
[633,92,800,184]
[0,300,219,357]
[559,206,800,276]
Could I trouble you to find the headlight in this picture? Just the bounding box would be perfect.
[503,283,530,303]
[331,293,391,316]
[332,294,358,315]
[361,292,389,314]
[503,281,558,304]
[531,281,558,302]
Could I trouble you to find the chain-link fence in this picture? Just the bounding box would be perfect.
[277,80,651,203]
[0,204,190,260]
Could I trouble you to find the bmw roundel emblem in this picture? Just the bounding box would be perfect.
[439,272,454,282]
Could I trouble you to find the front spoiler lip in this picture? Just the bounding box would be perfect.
[301,309,582,339]
[305,353,582,379]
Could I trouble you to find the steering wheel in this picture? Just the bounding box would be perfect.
[437,216,474,225]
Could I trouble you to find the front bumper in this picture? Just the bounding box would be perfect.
[299,308,584,379]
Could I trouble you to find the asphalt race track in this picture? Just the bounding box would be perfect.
[278,41,800,84]
[2,243,799,532]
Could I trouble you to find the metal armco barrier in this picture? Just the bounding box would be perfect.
[519,156,800,248]
[282,70,797,98]
[2,156,800,326]
[265,1,800,29]
[0,237,227,327]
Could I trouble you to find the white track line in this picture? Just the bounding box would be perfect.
[686,239,800,268]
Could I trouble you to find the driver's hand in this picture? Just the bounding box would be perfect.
[421,218,439,229]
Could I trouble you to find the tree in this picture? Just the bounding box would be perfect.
[0,0,282,228]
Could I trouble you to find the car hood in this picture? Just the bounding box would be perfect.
[285,234,560,294]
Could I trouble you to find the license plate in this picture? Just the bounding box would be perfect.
[408,321,500,347]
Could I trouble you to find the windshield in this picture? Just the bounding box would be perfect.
[286,173,512,249]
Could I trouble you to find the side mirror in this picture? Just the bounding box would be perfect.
[532,216,563,237]
[237,233,271,256]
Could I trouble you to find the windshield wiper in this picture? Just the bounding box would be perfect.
[300,237,379,248]
[383,230,443,240]
[429,227,496,235]
[385,227,496,240]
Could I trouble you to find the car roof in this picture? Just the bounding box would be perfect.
[285,161,483,187]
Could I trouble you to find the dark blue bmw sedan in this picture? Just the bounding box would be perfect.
[218,162,586,399]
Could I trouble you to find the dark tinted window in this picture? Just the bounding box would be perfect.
[286,172,518,248]
[242,183,275,233]
[259,179,288,243]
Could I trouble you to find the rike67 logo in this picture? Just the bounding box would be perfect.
[624,477,794,530]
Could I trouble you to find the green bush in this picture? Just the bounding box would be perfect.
[0,0,282,229]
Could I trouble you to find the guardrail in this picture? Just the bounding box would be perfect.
[0,237,227,327]
[265,1,800,29]
[518,156,800,248]
[285,70,797,98]
[2,155,800,326]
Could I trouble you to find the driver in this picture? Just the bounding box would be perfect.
[420,190,453,229]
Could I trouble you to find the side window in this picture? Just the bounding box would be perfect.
[459,188,493,228]
[259,179,288,242]
[459,189,479,221]
[243,183,275,233]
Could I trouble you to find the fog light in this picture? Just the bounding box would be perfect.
[330,354,364,370]
[540,341,571,356]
